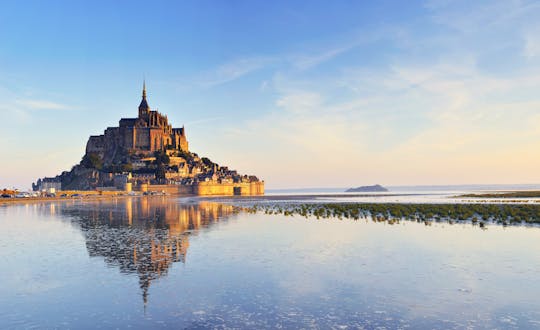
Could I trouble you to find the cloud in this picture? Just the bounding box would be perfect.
[184,116,223,126]
[524,29,540,58]
[8,1,539,189]
[275,91,322,114]
[215,37,540,187]
[15,99,70,110]
[198,43,357,88]
[288,28,395,71]
[427,0,540,33]
[291,45,354,70]
[195,28,390,90]
[198,56,276,87]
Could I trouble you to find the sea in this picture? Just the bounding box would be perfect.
[1,186,540,329]
[263,184,540,204]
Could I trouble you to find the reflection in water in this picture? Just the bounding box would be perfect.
[5,198,540,328]
[53,197,236,305]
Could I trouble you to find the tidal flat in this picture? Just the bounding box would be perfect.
[242,202,540,226]
[1,196,540,329]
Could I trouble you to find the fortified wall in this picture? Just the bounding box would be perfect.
[136,181,264,196]
[194,181,265,196]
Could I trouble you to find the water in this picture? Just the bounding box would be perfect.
[2,196,540,329]
[263,185,540,204]
[267,183,540,194]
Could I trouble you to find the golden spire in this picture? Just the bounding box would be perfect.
[142,80,147,99]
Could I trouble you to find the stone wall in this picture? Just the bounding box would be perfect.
[249,181,265,195]
[194,181,265,196]
[193,182,235,196]
[135,184,194,195]
[133,181,264,196]
[135,127,151,150]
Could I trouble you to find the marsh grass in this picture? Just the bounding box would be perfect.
[458,191,540,198]
[240,203,540,227]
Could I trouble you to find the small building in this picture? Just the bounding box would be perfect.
[34,178,62,193]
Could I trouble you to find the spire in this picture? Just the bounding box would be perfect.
[138,80,150,116]
[142,80,147,99]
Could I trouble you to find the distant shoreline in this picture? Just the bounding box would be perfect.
[457,191,540,198]
[4,190,540,207]
[267,184,540,193]
[0,194,142,206]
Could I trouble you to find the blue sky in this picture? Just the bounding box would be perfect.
[2,0,540,189]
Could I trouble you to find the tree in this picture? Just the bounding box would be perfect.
[155,164,166,181]
[153,151,170,165]
[81,153,103,170]
[201,157,214,168]
[176,149,193,161]
[121,162,133,172]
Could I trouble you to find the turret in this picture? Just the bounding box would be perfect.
[138,81,150,118]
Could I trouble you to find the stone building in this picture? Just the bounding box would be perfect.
[86,82,188,164]
[33,178,62,193]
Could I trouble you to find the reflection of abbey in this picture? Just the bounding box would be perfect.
[55,198,235,305]
[34,83,264,196]
[86,82,189,161]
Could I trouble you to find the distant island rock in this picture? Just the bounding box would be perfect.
[345,184,388,193]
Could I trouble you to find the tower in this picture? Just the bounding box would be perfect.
[138,81,150,118]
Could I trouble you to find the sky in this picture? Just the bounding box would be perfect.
[1,0,540,189]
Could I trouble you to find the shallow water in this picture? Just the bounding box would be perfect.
[204,188,540,205]
[1,197,540,329]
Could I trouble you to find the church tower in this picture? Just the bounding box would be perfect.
[138,81,150,118]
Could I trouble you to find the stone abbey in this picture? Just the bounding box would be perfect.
[86,82,189,163]
[34,83,264,196]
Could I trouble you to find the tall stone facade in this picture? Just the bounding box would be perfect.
[86,82,188,164]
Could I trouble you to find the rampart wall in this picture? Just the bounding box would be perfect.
[134,181,264,196]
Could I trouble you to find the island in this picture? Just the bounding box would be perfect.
[345,184,388,193]
[33,83,264,196]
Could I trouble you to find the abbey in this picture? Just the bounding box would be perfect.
[86,82,189,164]
[34,83,264,196]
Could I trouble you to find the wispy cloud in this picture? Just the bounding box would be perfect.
[185,116,223,126]
[198,56,276,87]
[15,99,70,110]
[288,28,393,71]
[291,45,354,70]
[215,13,540,187]
[524,28,540,58]
[275,92,322,114]
[195,29,391,90]
[427,0,540,32]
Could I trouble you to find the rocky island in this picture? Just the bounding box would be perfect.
[33,83,264,196]
[345,184,388,193]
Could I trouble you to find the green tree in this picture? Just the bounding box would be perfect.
[155,164,166,181]
[153,151,170,165]
[81,153,103,170]
[201,157,214,168]
[176,149,193,161]
[121,162,133,172]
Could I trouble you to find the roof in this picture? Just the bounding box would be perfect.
[139,81,150,110]
[139,98,149,110]
[119,118,138,127]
